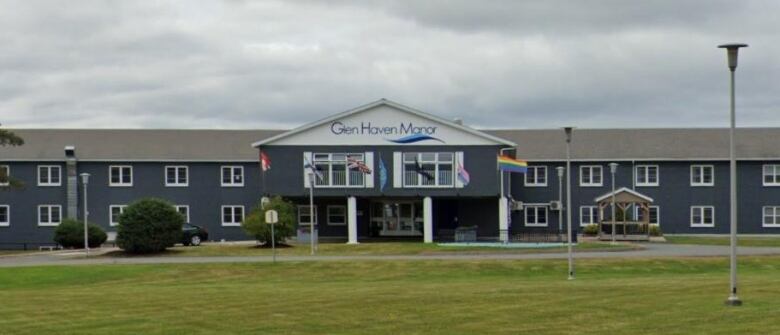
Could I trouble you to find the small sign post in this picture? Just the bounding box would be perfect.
[265,209,279,263]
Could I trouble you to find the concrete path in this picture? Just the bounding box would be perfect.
[2,243,780,268]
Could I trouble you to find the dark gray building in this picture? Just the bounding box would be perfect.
[1,100,779,249]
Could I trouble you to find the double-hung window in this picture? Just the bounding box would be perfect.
[525,205,548,227]
[110,205,127,226]
[580,166,603,187]
[176,205,190,223]
[312,153,365,187]
[580,206,599,226]
[690,165,714,186]
[402,152,454,187]
[525,166,547,187]
[0,165,10,186]
[690,206,714,228]
[0,205,9,226]
[763,206,780,228]
[221,166,244,187]
[763,164,780,186]
[38,205,62,226]
[327,205,346,226]
[165,166,188,187]
[298,205,317,226]
[38,165,61,186]
[109,165,133,187]
[636,165,659,186]
[635,205,660,225]
[221,206,244,226]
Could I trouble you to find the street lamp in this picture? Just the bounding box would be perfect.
[718,43,748,307]
[80,173,90,257]
[556,166,565,235]
[609,163,618,245]
[563,127,574,280]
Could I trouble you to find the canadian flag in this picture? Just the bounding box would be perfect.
[260,151,271,172]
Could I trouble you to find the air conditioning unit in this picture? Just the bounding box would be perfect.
[549,201,562,211]
[511,201,524,211]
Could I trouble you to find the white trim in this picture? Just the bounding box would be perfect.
[762,164,780,186]
[594,187,654,203]
[633,205,660,225]
[326,205,346,226]
[221,166,244,187]
[108,165,133,187]
[0,165,9,186]
[524,165,548,187]
[690,164,715,187]
[164,165,189,187]
[364,152,375,189]
[221,205,244,226]
[37,165,62,187]
[635,165,659,187]
[579,206,599,226]
[297,205,318,226]
[690,206,715,228]
[0,205,9,226]
[37,204,62,227]
[309,153,367,188]
[524,205,548,227]
[401,152,455,188]
[579,165,603,187]
[175,205,190,223]
[109,205,127,227]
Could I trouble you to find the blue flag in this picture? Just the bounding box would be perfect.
[379,154,388,192]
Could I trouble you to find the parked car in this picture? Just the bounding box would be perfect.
[182,223,209,246]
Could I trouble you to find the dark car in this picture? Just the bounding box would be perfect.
[182,223,209,246]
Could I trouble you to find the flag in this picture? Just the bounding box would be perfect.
[457,162,470,186]
[379,154,387,192]
[347,156,372,174]
[260,151,271,172]
[304,154,324,182]
[498,155,528,173]
[412,157,434,181]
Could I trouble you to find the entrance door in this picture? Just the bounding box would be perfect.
[370,201,423,237]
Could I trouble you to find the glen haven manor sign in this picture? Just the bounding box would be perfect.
[330,121,444,144]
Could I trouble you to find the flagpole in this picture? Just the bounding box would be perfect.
[309,171,315,255]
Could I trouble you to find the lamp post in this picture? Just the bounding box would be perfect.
[609,163,618,244]
[556,166,565,235]
[308,171,316,255]
[718,43,747,307]
[563,127,574,280]
[80,173,90,257]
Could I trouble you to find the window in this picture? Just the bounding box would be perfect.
[525,205,548,227]
[38,205,62,226]
[0,165,9,186]
[763,164,780,186]
[0,205,8,226]
[298,205,318,226]
[165,166,188,187]
[403,152,454,187]
[691,165,714,186]
[525,166,548,187]
[691,206,714,227]
[109,165,133,186]
[580,206,599,226]
[635,206,660,225]
[579,166,603,187]
[636,165,659,186]
[327,205,346,226]
[312,153,365,187]
[763,206,780,227]
[221,206,244,226]
[221,166,244,187]
[176,205,190,223]
[38,165,61,186]
[109,205,127,226]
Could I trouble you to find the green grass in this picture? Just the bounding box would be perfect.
[665,235,780,247]
[1,257,780,334]
[103,241,638,257]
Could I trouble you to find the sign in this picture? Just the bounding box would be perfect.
[330,121,444,144]
[265,210,278,224]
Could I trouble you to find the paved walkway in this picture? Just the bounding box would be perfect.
[2,243,780,267]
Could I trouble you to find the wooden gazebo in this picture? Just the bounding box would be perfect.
[594,187,654,241]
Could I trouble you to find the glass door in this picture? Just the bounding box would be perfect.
[370,201,423,236]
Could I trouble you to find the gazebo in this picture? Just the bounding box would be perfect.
[594,187,654,241]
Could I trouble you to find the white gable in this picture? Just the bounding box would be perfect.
[253,100,515,146]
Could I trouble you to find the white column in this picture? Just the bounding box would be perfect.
[347,196,358,244]
[499,197,509,243]
[423,197,433,243]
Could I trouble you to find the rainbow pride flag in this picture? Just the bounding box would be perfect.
[498,155,528,173]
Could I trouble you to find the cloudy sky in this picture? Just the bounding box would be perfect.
[0,0,777,130]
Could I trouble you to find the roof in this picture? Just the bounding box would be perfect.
[2,127,780,162]
[594,187,654,203]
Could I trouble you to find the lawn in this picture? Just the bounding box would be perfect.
[665,235,780,247]
[104,241,638,257]
[1,257,779,334]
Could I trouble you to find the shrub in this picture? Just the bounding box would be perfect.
[242,196,296,246]
[116,198,183,254]
[582,224,599,236]
[53,218,107,248]
[649,224,663,237]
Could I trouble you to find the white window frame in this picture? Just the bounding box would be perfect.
[37,165,62,187]
[109,165,133,187]
[0,205,9,226]
[762,206,780,228]
[109,205,127,227]
[763,164,780,186]
[311,153,367,188]
[690,206,715,228]
[634,205,660,225]
[38,205,62,227]
[580,206,599,226]
[402,152,455,188]
[298,205,318,226]
[524,166,548,187]
[165,165,189,187]
[0,165,9,187]
[524,205,548,227]
[690,164,714,187]
[326,205,346,226]
[579,165,603,187]
[221,166,244,187]
[176,205,190,223]
[635,165,659,187]
[221,205,244,226]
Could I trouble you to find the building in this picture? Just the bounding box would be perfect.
[2,99,780,249]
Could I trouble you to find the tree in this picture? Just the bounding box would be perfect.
[116,198,183,253]
[0,124,24,188]
[53,218,108,249]
[242,196,296,246]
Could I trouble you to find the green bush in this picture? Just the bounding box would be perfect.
[116,198,183,254]
[53,218,107,248]
[649,224,663,237]
[582,224,599,236]
[242,196,296,246]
